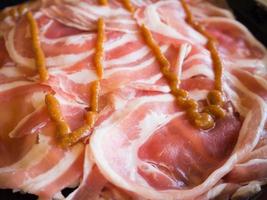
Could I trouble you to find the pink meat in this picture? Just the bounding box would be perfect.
[0,0,266,199]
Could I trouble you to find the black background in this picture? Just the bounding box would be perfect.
[0,0,28,9]
[227,0,267,47]
[0,0,267,199]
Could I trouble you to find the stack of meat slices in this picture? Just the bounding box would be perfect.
[0,0,266,199]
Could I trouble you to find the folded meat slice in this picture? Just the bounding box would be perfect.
[89,91,265,199]
[0,81,51,140]
[223,72,267,185]
[66,145,107,200]
[9,94,87,138]
[0,87,85,199]
[0,131,84,200]
[0,0,266,199]
[0,35,34,83]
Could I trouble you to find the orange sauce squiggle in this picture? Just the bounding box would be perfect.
[180,1,224,98]
[59,18,106,147]
[27,11,49,82]
[45,94,70,141]
[90,80,101,113]
[180,0,225,121]
[94,18,105,79]
[120,0,135,13]
[140,24,215,130]
[98,0,108,6]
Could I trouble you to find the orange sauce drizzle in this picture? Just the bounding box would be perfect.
[26,11,49,82]
[90,80,101,113]
[140,25,170,70]
[180,0,225,120]
[181,0,223,92]
[207,41,223,92]
[98,0,108,5]
[45,93,98,148]
[119,0,135,13]
[85,111,97,127]
[119,1,216,129]
[56,18,105,147]
[140,24,215,130]
[94,18,105,79]
[45,93,91,148]
[53,83,101,148]
[106,0,224,129]
[86,18,105,127]
[45,94,70,140]
[60,124,92,147]
[65,81,101,146]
